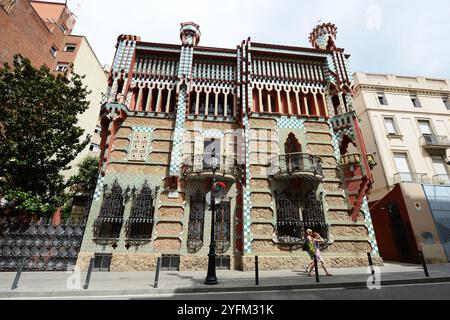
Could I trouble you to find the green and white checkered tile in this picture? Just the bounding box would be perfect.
[362,196,379,254]
[277,117,305,129]
[169,88,188,176]
[93,175,106,202]
[132,126,154,133]
[202,130,224,138]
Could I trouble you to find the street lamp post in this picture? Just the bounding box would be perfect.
[205,148,218,285]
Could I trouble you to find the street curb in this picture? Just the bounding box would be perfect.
[1,276,450,298]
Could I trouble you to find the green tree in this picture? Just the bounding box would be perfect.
[67,156,100,193]
[0,55,91,218]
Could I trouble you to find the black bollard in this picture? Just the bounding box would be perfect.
[84,257,94,290]
[154,257,161,288]
[314,256,320,283]
[11,257,26,290]
[367,252,375,276]
[418,250,430,278]
[255,256,259,286]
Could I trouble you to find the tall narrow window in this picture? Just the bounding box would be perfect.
[226,93,234,116]
[189,91,197,114]
[393,153,413,183]
[126,182,156,240]
[377,92,388,105]
[187,192,205,253]
[215,200,231,253]
[94,180,124,239]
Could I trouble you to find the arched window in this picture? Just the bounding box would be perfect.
[189,91,197,114]
[94,180,124,239]
[125,182,157,240]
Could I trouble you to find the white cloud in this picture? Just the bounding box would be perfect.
[68,0,450,79]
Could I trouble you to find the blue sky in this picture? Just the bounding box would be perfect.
[68,0,450,79]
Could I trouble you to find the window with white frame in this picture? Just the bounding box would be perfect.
[384,117,398,135]
[60,24,68,34]
[50,45,58,57]
[377,92,388,105]
[64,44,76,52]
[55,63,69,72]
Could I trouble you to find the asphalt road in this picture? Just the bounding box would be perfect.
[138,282,450,300]
[12,281,450,300]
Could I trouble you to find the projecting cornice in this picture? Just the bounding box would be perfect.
[353,83,450,97]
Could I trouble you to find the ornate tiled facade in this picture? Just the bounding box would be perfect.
[77,22,381,272]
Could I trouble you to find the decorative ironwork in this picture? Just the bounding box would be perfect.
[215,200,231,254]
[181,155,242,180]
[269,153,323,177]
[187,191,205,253]
[125,181,158,241]
[94,180,124,240]
[0,218,87,272]
[275,191,328,244]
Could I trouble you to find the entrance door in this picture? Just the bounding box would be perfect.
[387,202,413,262]
[394,153,413,182]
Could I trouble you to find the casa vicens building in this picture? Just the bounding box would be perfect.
[76,22,380,271]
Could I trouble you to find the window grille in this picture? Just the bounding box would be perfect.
[125,182,157,240]
[94,180,124,239]
[215,200,231,253]
[187,192,205,253]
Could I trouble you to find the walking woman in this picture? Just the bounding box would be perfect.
[306,229,332,276]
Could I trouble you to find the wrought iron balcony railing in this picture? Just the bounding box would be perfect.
[393,172,429,184]
[420,134,450,149]
[269,153,323,179]
[125,217,154,240]
[93,216,123,240]
[432,174,450,186]
[181,155,242,180]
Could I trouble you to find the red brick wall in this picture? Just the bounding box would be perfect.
[0,1,72,71]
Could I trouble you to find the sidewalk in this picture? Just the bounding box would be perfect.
[1,262,449,298]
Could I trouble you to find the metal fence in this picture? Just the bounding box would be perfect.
[0,218,87,272]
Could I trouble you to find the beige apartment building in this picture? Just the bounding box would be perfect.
[56,35,108,179]
[352,72,450,263]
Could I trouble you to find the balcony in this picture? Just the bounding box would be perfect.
[420,134,450,150]
[181,155,242,181]
[269,153,323,181]
[432,174,450,186]
[393,172,430,184]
